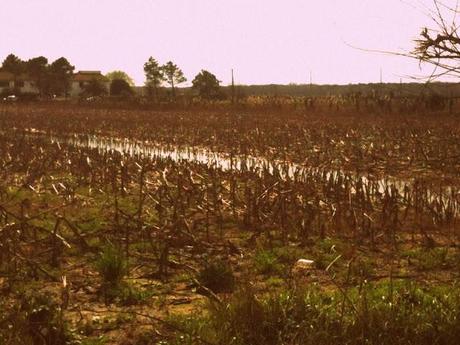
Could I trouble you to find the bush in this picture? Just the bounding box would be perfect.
[110,79,133,97]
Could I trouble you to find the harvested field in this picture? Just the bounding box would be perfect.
[1,103,460,344]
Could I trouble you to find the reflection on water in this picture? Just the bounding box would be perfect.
[9,128,457,213]
[49,133,456,200]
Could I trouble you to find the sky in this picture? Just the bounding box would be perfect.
[0,0,451,86]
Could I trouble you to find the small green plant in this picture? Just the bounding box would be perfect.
[95,245,127,288]
[317,237,345,253]
[164,314,212,345]
[117,284,153,306]
[198,260,235,293]
[312,238,348,271]
[404,247,450,271]
[265,276,284,288]
[254,249,282,275]
[273,246,305,265]
[99,281,152,306]
[313,251,340,270]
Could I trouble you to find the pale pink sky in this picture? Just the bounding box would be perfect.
[0,0,447,86]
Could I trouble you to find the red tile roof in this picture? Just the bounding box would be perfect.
[73,71,108,82]
[0,71,34,82]
[0,70,109,83]
[0,71,13,81]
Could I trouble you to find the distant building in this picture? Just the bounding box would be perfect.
[1,70,111,98]
[70,71,110,98]
[0,71,38,95]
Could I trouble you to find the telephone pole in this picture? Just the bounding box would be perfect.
[231,68,235,104]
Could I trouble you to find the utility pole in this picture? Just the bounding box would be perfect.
[231,68,235,104]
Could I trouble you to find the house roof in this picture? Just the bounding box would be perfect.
[0,71,32,82]
[0,71,13,81]
[73,71,108,82]
[0,70,109,83]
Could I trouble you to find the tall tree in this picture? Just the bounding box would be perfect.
[1,54,24,75]
[192,70,221,100]
[26,56,49,97]
[110,79,133,97]
[1,54,25,85]
[82,79,108,98]
[144,57,165,101]
[162,61,186,101]
[106,70,135,86]
[49,57,74,97]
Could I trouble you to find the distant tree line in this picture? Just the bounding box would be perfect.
[0,53,225,101]
[0,54,132,99]
[0,54,74,97]
[144,57,223,101]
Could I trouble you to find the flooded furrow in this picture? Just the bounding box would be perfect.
[46,133,455,199]
[6,128,457,208]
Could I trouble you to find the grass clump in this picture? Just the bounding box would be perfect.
[95,245,127,288]
[198,260,235,293]
[116,284,154,306]
[254,249,282,275]
[404,247,450,271]
[100,283,152,306]
[162,314,212,345]
[273,246,306,265]
[265,276,285,288]
[170,281,460,345]
[94,244,151,304]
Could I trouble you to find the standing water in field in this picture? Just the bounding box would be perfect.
[6,127,455,206]
[45,132,457,205]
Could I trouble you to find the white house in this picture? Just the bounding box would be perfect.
[0,70,110,98]
[70,71,110,98]
[0,71,38,95]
